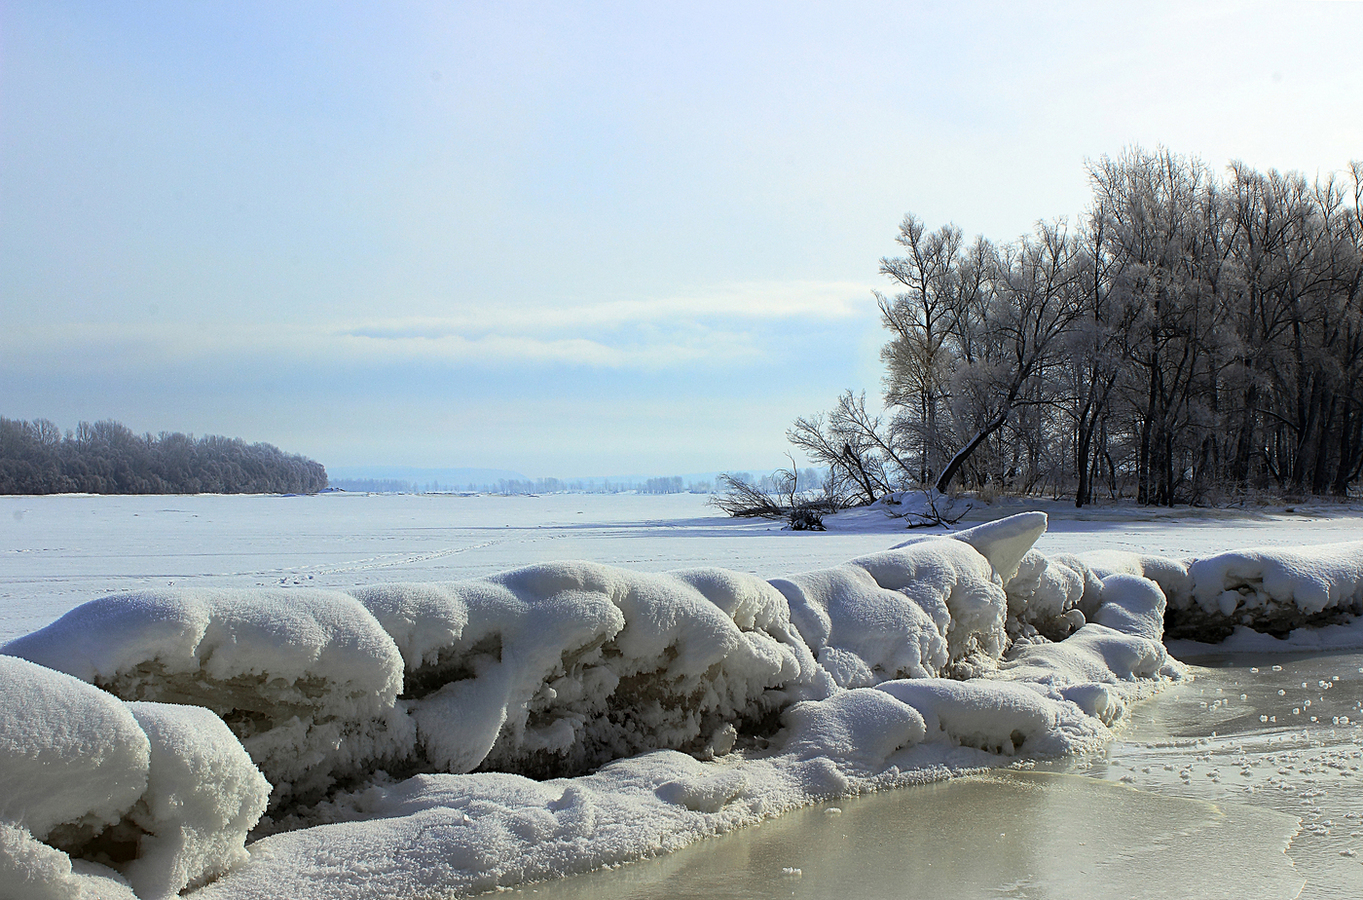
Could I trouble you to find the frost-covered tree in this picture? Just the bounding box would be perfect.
[781,147,1363,510]
[0,417,328,495]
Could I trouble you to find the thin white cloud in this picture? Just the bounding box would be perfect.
[339,280,876,340]
[5,280,876,374]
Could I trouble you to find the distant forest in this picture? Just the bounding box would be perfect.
[793,148,1363,507]
[0,417,327,495]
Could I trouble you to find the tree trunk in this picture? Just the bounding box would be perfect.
[934,410,1010,494]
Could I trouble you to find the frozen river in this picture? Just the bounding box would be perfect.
[4,492,1363,898]
[8,491,1363,643]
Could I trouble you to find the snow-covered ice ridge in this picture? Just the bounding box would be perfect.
[4,512,1359,900]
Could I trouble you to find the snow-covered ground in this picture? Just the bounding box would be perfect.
[3,492,1363,899]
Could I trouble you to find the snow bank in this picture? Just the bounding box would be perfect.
[193,519,1190,900]
[0,822,137,900]
[2,589,410,805]
[0,656,149,844]
[774,517,1050,688]
[1168,541,1363,641]
[0,658,268,900]
[1074,549,1190,607]
[2,512,1210,899]
[121,703,271,899]
[352,563,817,778]
[998,573,1185,725]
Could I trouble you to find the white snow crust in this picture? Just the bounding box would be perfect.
[6,509,1362,899]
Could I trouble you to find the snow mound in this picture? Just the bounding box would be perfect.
[772,538,1009,687]
[877,678,1107,757]
[1169,541,1363,641]
[0,660,267,900]
[352,563,818,778]
[0,655,149,844]
[943,511,1048,583]
[780,688,928,771]
[121,702,271,898]
[1002,550,1091,640]
[1070,549,1190,607]
[2,589,410,805]
[999,573,1186,725]
[0,822,138,900]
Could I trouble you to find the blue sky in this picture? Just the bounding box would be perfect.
[3,1,1361,476]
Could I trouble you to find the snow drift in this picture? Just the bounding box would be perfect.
[0,655,270,900]
[2,589,410,808]
[351,563,818,779]
[1167,540,1363,641]
[14,510,1352,899]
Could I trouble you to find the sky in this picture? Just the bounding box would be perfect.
[3,1,1362,478]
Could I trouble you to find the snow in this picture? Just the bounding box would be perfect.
[121,702,270,899]
[3,589,409,807]
[4,493,1363,898]
[0,657,270,899]
[0,823,138,900]
[354,563,816,778]
[1172,540,1363,639]
[0,656,149,843]
[772,539,1007,686]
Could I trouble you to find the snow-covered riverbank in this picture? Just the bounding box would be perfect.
[4,493,1363,899]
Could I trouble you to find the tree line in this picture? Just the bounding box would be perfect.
[0,417,328,495]
[792,147,1363,507]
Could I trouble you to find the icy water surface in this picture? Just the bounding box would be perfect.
[521,652,1363,900]
[1081,651,1363,899]
[505,771,1301,900]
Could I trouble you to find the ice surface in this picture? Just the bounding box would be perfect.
[505,771,1304,900]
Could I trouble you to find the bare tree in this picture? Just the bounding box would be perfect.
[932,220,1084,493]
